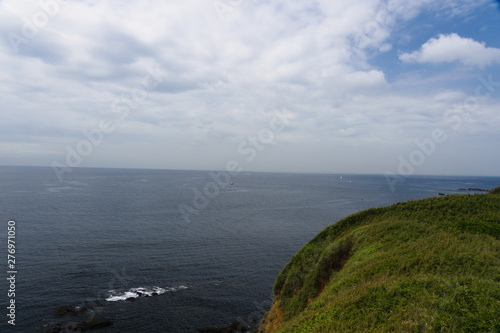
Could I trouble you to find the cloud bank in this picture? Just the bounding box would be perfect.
[0,0,499,176]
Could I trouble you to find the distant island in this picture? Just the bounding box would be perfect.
[258,186,500,332]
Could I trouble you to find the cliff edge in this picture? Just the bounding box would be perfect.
[259,188,500,332]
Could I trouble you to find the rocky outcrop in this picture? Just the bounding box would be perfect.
[54,305,88,316]
[458,188,489,192]
[67,317,113,331]
[44,305,113,332]
[197,321,251,333]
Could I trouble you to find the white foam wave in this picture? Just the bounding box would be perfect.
[105,285,189,302]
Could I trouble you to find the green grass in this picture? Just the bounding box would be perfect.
[261,187,500,333]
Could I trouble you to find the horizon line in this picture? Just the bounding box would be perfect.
[1,164,499,179]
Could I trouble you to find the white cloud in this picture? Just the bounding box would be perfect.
[400,33,500,67]
[344,70,388,89]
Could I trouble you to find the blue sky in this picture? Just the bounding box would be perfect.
[1,0,499,177]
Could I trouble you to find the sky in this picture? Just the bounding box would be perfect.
[1,0,499,177]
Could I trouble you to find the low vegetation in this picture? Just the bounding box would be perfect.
[259,187,500,332]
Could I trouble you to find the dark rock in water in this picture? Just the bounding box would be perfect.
[152,292,158,296]
[45,316,112,332]
[197,321,251,332]
[458,188,489,192]
[126,297,136,301]
[43,323,63,333]
[68,316,113,331]
[438,193,446,196]
[54,305,88,316]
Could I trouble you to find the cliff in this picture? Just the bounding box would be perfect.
[259,188,500,332]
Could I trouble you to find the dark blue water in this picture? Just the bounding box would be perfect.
[0,166,498,332]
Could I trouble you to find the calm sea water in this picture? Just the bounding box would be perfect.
[0,166,498,332]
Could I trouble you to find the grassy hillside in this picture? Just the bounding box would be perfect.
[259,188,500,333]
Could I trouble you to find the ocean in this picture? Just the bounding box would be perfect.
[1,166,498,332]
